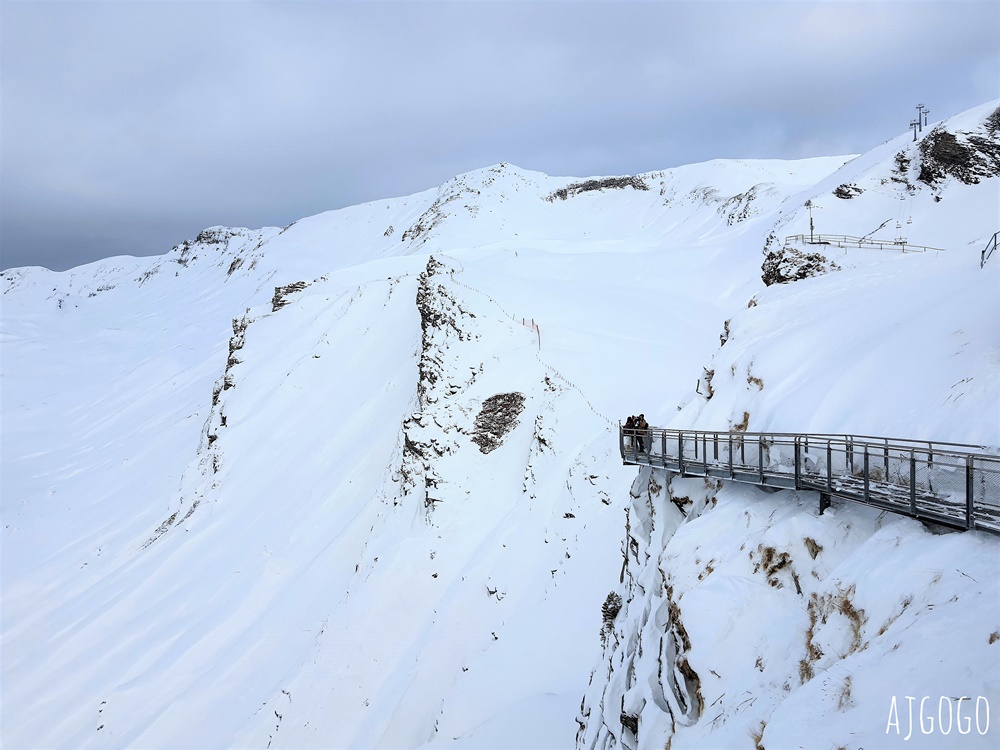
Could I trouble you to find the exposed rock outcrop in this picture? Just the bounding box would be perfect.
[917,112,1000,187]
[415,257,476,409]
[401,257,479,509]
[832,182,863,199]
[471,392,526,454]
[272,281,309,312]
[761,245,840,286]
[546,175,649,202]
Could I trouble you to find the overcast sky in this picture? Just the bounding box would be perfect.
[2,1,997,271]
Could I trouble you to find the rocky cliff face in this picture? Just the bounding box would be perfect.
[917,106,1000,188]
[761,244,840,286]
[577,470,1000,750]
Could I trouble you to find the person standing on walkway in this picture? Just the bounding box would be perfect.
[636,414,649,452]
[624,415,636,450]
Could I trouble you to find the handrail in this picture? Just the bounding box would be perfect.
[981,232,998,269]
[626,426,993,455]
[784,234,944,253]
[620,426,1000,535]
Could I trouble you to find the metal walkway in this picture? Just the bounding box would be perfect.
[620,427,1000,535]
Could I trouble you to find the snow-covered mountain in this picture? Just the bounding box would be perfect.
[2,101,998,750]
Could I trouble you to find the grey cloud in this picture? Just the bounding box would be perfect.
[2,0,997,270]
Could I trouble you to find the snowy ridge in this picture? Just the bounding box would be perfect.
[2,102,999,749]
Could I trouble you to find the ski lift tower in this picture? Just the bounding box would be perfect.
[805,200,821,243]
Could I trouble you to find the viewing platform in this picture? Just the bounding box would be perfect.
[620,426,1000,535]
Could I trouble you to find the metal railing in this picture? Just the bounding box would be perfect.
[620,426,1000,534]
[784,234,944,253]
[982,232,997,269]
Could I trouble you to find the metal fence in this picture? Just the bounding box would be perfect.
[784,234,944,254]
[620,427,1000,534]
[982,231,997,269]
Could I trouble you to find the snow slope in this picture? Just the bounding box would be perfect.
[2,102,998,750]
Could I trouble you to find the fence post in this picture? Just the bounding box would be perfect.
[729,433,734,478]
[884,440,890,481]
[661,431,667,468]
[619,423,625,463]
[703,434,709,474]
[909,451,917,516]
[863,447,870,503]
[758,436,765,484]
[794,438,801,489]
[678,432,685,476]
[966,455,975,530]
[825,441,832,492]
[713,433,719,461]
